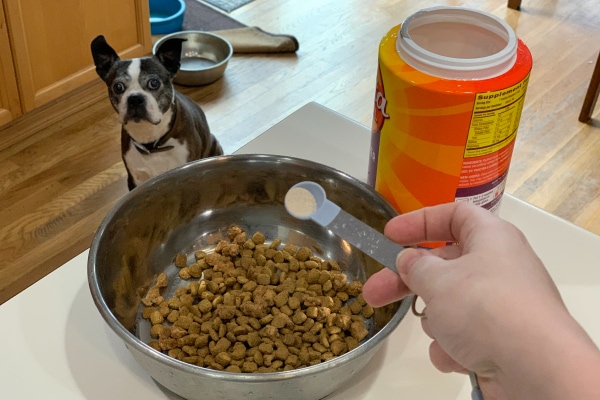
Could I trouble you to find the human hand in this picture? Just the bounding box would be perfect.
[362,202,600,399]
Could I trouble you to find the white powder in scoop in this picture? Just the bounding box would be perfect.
[285,187,317,217]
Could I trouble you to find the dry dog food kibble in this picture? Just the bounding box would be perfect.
[142,225,373,373]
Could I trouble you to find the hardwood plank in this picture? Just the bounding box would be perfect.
[0,0,599,304]
[0,81,108,154]
[0,164,126,303]
[575,185,600,234]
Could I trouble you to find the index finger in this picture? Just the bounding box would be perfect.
[384,202,496,245]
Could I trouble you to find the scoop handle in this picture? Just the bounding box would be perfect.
[324,208,403,274]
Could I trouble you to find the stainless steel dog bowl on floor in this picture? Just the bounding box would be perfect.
[88,154,411,400]
[153,31,233,86]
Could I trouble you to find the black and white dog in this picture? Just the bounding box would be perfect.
[91,35,223,190]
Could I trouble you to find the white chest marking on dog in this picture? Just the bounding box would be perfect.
[124,138,190,186]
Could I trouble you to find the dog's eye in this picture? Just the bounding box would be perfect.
[147,79,161,90]
[113,82,126,94]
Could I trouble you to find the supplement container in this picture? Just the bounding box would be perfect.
[369,6,532,220]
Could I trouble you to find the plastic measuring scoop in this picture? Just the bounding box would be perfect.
[284,181,403,274]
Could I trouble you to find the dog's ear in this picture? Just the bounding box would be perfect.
[91,35,120,82]
[155,38,186,77]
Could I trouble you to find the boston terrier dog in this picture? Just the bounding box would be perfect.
[91,35,223,190]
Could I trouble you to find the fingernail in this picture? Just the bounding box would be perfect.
[396,248,419,277]
[395,249,408,275]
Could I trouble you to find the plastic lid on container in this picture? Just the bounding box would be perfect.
[397,6,518,80]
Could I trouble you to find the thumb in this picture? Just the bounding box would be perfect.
[397,248,445,302]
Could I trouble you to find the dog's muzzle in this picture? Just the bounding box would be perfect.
[126,94,149,122]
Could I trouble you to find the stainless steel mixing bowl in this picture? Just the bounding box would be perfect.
[88,154,411,400]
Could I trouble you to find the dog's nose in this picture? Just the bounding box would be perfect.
[127,94,146,108]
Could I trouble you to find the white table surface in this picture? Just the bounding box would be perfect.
[2,102,599,399]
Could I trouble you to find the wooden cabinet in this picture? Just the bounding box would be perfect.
[0,0,151,125]
[0,2,20,125]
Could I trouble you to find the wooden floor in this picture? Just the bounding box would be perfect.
[1,0,599,304]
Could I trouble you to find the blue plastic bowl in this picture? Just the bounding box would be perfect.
[149,0,186,35]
